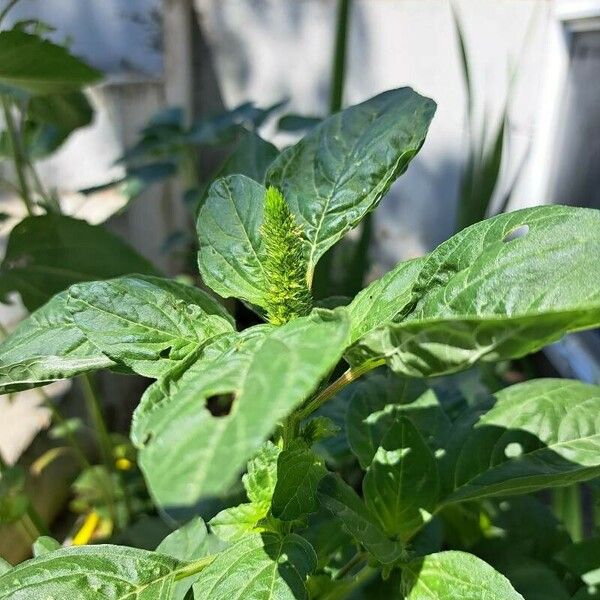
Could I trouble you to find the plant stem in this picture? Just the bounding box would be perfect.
[80,374,114,472]
[1,96,34,215]
[0,0,22,25]
[295,359,385,423]
[334,552,366,581]
[329,0,351,114]
[322,565,377,600]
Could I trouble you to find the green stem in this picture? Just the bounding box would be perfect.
[174,555,215,581]
[1,97,34,215]
[0,0,22,25]
[334,552,366,581]
[322,565,376,600]
[295,359,385,423]
[329,0,351,114]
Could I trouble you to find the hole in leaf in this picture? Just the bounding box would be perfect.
[205,393,235,417]
[159,347,172,359]
[504,442,523,459]
[503,224,529,243]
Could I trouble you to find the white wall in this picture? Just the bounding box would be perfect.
[195,0,552,268]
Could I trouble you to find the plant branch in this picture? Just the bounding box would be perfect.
[295,358,385,423]
[329,0,351,114]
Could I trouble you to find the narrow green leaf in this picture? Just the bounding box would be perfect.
[317,474,403,565]
[66,275,234,378]
[403,551,524,599]
[136,309,350,506]
[0,30,101,96]
[363,415,439,541]
[350,206,600,377]
[0,291,115,393]
[193,533,316,600]
[266,87,436,278]
[272,439,327,521]
[446,379,600,503]
[0,545,182,599]
[0,215,159,312]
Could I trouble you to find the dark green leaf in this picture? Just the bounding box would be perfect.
[403,551,524,599]
[28,91,93,132]
[266,87,436,279]
[0,466,28,525]
[272,439,326,521]
[317,474,403,565]
[67,275,234,377]
[0,292,115,393]
[350,206,600,377]
[556,538,600,586]
[363,415,438,541]
[277,114,322,133]
[136,309,350,506]
[0,30,101,96]
[0,215,159,311]
[193,533,316,600]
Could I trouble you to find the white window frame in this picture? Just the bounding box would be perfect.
[525,0,600,206]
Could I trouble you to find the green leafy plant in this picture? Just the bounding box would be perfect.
[2,83,600,599]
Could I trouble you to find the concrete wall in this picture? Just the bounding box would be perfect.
[195,0,552,268]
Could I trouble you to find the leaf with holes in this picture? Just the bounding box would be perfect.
[135,309,350,506]
[193,533,316,600]
[444,379,600,503]
[0,291,116,393]
[348,206,600,377]
[266,88,435,280]
[66,275,234,378]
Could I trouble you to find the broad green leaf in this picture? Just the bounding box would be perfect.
[0,465,28,524]
[345,371,449,468]
[266,87,436,278]
[28,91,93,132]
[193,533,316,600]
[32,536,61,557]
[0,292,115,393]
[136,309,350,506]
[156,518,217,600]
[243,441,281,506]
[66,275,234,378]
[272,439,327,521]
[0,545,182,599]
[446,379,600,503]
[197,174,268,306]
[347,256,424,344]
[0,30,101,95]
[317,474,403,565]
[403,551,524,599]
[0,215,159,311]
[350,206,600,377]
[555,538,600,586]
[217,131,279,184]
[277,114,321,133]
[500,560,571,600]
[363,415,438,541]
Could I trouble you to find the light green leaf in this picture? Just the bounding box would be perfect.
[66,275,233,378]
[210,503,267,543]
[156,517,217,600]
[243,441,281,506]
[363,415,438,541]
[446,379,600,503]
[345,371,449,469]
[0,560,9,576]
[0,545,182,599]
[0,291,116,393]
[0,30,101,96]
[403,551,524,599]
[272,439,326,521]
[350,206,600,377]
[32,536,61,557]
[266,87,436,278]
[0,215,159,311]
[347,256,424,344]
[193,533,316,600]
[136,309,350,506]
[197,174,269,306]
[317,474,403,565]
